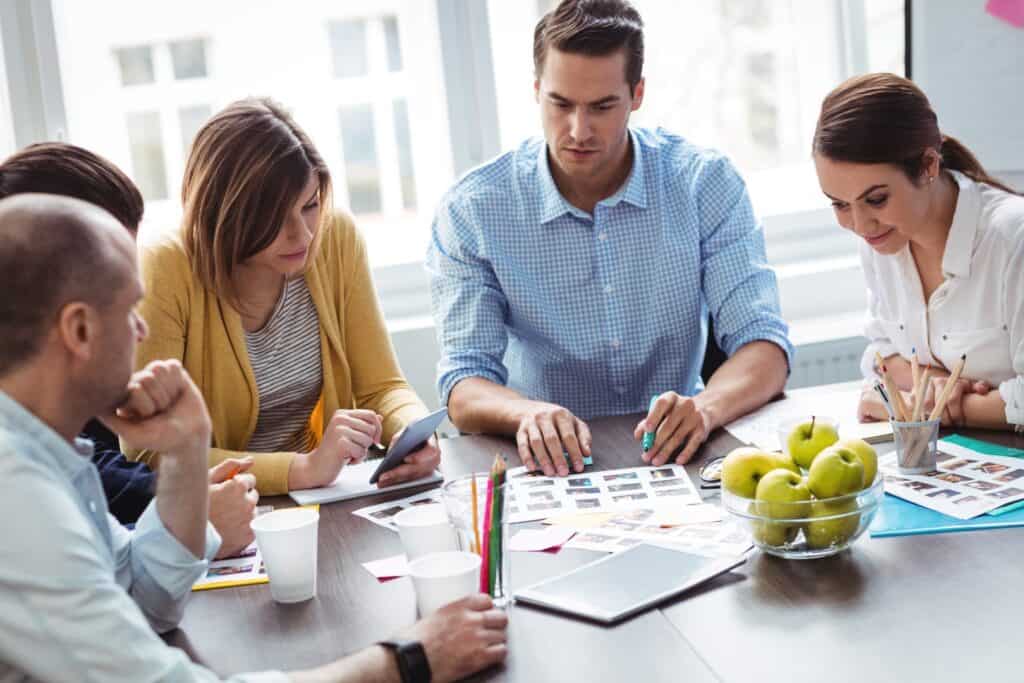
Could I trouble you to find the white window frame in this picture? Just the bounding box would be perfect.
[0,0,892,344]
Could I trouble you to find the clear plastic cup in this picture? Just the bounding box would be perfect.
[440,474,510,606]
[408,550,481,616]
[250,507,319,603]
[394,503,458,560]
[892,418,940,474]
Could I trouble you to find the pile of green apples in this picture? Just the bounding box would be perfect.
[721,417,878,551]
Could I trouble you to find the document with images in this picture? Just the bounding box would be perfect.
[352,488,443,532]
[505,464,702,523]
[880,440,1024,520]
[725,381,892,451]
[561,507,751,558]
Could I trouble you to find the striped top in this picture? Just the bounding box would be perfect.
[244,277,323,453]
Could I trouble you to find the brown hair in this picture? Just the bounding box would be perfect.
[0,195,124,376]
[181,98,333,304]
[814,73,1019,195]
[0,143,144,232]
[534,0,644,93]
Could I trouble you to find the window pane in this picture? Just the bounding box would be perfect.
[339,104,381,214]
[125,111,168,200]
[393,99,416,209]
[179,104,212,154]
[169,39,208,80]
[115,46,154,86]
[328,19,369,78]
[383,16,403,72]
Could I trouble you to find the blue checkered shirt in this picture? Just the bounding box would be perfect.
[426,127,793,420]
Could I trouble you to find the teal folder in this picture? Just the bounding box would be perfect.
[869,434,1024,538]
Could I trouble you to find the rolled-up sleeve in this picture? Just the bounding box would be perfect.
[999,240,1024,426]
[696,155,793,368]
[0,460,286,682]
[111,500,221,633]
[426,192,511,405]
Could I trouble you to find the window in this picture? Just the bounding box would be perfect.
[490,0,903,215]
[47,1,451,265]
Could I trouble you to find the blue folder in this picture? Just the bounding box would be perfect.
[869,434,1024,538]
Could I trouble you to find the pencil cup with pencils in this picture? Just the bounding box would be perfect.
[892,418,941,474]
[440,463,511,607]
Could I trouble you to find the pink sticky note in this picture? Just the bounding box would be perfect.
[508,526,576,553]
[362,554,410,582]
[987,0,1024,28]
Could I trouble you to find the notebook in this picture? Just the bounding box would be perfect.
[870,434,1024,537]
[289,459,443,506]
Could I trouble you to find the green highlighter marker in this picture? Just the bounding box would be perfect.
[642,394,659,452]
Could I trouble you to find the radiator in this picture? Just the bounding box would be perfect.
[787,336,868,390]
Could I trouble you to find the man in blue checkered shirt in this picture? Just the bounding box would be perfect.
[427,0,793,477]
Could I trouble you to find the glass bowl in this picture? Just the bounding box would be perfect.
[721,475,884,560]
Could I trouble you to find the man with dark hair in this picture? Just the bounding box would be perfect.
[0,143,256,558]
[0,194,507,682]
[428,0,792,476]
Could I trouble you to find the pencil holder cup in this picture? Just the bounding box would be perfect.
[441,474,511,607]
[892,418,941,474]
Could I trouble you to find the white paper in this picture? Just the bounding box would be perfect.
[352,488,444,531]
[362,554,411,580]
[562,508,751,558]
[507,526,576,552]
[725,381,892,451]
[289,459,443,506]
[881,439,1024,520]
[505,464,702,523]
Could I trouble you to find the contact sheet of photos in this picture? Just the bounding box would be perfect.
[881,441,1024,520]
[505,464,702,523]
[352,489,443,532]
[562,508,752,558]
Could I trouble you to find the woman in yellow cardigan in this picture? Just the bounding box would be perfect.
[128,98,440,495]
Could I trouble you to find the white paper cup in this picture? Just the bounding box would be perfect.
[394,503,458,560]
[250,507,319,603]
[408,550,481,616]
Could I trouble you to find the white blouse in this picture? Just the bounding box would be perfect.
[859,170,1024,426]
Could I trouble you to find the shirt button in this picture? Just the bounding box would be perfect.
[89,501,97,514]
[604,284,613,294]
[598,231,608,241]
[611,339,621,349]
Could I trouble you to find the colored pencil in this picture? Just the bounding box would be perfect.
[470,473,481,555]
[929,354,968,421]
[876,352,908,421]
[479,475,494,593]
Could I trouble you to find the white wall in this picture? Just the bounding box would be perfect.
[912,1,1024,177]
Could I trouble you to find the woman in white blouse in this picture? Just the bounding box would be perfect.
[813,73,1023,431]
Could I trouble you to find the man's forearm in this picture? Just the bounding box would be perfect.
[448,377,539,435]
[290,645,400,683]
[694,341,788,431]
[155,439,210,559]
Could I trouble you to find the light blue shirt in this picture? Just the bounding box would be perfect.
[0,389,285,682]
[427,128,793,418]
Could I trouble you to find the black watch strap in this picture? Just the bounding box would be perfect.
[379,638,431,683]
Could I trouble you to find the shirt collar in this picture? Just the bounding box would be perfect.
[537,129,649,225]
[0,388,95,482]
[941,170,980,279]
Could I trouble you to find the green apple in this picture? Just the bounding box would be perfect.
[804,499,861,549]
[786,416,839,469]
[772,452,800,475]
[751,470,811,547]
[836,438,878,487]
[807,446,865,499]
[722,447,787,498]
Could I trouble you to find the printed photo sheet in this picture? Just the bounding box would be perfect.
[881,440,1024,520]
[505,464,702,523]
[562,507,751,557]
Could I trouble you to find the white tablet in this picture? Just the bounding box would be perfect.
[513,543,745,624]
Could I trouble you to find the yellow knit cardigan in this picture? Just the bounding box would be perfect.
[126,214,427,494]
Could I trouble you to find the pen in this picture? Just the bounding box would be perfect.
[642,394,659,452]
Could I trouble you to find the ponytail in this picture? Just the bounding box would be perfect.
[940,134,1021,195]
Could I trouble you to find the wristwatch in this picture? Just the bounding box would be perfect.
[378,639,432,683]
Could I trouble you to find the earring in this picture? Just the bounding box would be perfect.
[928,175,936,183]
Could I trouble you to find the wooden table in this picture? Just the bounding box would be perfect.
[168,408,1024,682]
